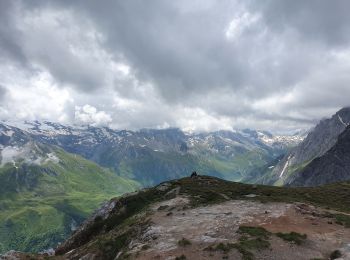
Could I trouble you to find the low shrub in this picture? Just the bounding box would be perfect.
[276,232,307,245]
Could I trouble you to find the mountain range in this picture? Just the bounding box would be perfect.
[1,120,304,186]
[4,107,350,254]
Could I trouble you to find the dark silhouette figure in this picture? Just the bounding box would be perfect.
[190,171,198,178]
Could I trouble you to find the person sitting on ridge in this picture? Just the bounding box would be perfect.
[190,171,198,178]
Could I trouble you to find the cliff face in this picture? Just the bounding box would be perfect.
[288,125,350,186]
[263,107,350,185]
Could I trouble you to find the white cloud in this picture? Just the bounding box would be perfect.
[176,107,233,132]
[225,12,261,40]
[0,68,73,122]
[75,104,112,126]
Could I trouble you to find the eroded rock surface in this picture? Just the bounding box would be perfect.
[130,197,350,260]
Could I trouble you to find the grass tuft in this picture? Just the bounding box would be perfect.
[276,232,307,245]
[334,214,350,228]
[238,226,271,239]
[238,238,270,251]
[178,238,192,247]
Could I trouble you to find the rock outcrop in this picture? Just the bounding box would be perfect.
[263,107,350,185]
[288,125,350,186]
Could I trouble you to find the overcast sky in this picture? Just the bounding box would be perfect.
[1,0,350,133]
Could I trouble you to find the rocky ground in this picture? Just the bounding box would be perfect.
[126,196,350,260]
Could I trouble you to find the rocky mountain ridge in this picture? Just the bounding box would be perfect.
[288,125,350,186]
[256,107,350,186]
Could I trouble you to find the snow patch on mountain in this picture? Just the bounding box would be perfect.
[338,114,349,127]
[259,132,305,147]
[3,130,14,137]
[279,155,293,178]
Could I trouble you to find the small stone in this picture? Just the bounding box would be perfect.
[244,194,258,198]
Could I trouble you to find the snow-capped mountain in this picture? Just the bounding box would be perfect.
[0,120,305,185]
[2,120,304,152]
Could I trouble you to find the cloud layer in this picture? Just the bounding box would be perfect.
[1,0,350,133]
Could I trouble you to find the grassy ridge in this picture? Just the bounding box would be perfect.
[175,176,350,214]
[54,175,350,259]
[0,148,140,254]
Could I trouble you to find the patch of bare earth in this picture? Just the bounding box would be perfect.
[124,196,350,260]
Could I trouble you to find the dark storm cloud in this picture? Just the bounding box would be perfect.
[0,0,107,92]
[0,1,28,65]
[0,0,349,132]
[56,0,246,100]
[250,0,350,47]
[45,0,350,104]
[0,85,8,100]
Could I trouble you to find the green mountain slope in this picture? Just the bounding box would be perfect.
[113,147,273,187]
[0,146,140,254]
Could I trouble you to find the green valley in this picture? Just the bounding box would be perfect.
[0,147,140,254]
